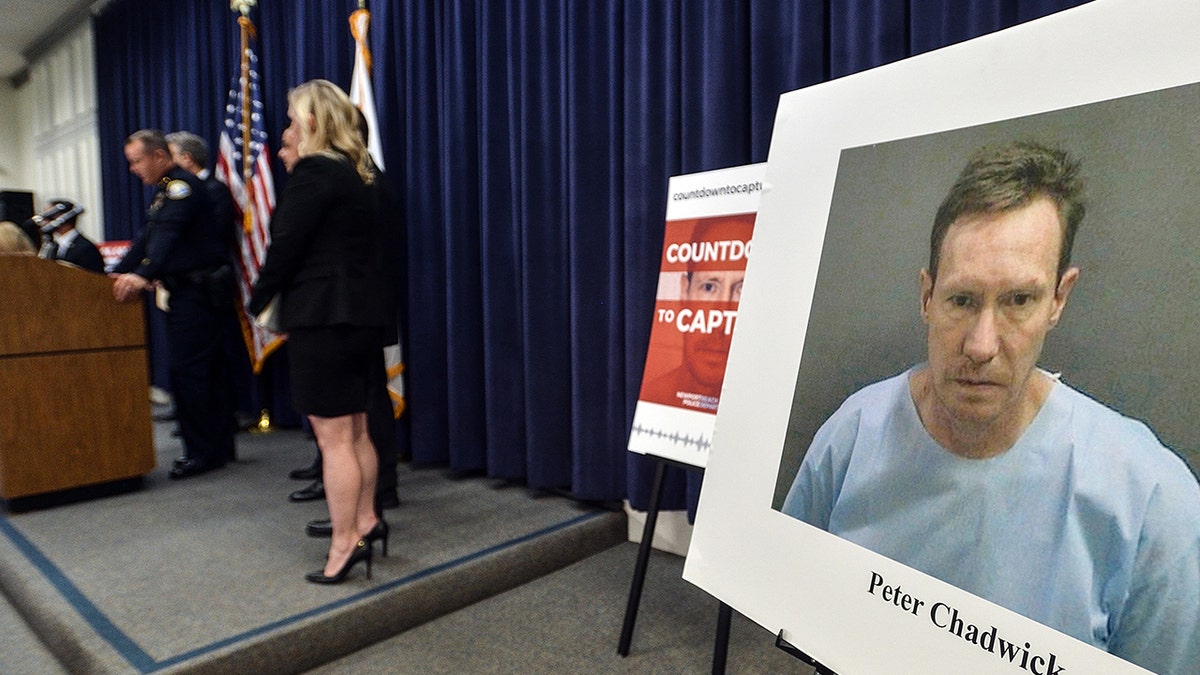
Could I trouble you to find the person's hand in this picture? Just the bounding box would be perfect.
[112,273,151,303]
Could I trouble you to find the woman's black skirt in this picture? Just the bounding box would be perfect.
[286,324,385,418]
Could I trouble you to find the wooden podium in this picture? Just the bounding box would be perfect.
[0,255,155,500]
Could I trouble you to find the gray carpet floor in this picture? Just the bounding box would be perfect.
[0,415,812,674]
[0,588,67,674]
[309,542,811,674]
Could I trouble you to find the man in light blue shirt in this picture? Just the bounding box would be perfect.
[783,142,1200,674]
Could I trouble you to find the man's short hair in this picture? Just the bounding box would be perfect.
[930,141,1085,281]
[165,131,209,167]
[125,129,171,155]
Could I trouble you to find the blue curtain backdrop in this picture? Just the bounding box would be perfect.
[93,0,1091,511]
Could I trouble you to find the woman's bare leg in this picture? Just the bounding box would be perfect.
[310,413,367,576]
[351,411,379,536]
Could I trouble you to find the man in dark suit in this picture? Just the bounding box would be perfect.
[168,131,252,442]
[35,199,105,273]
[112,129,236,479]
[166,132,237,256]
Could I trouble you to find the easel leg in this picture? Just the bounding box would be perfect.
[617,459,667,656]
[712,601,732,674]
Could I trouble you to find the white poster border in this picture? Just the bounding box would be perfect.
[684,1,1196,673]
[628,162,765,468]
[663,163,765,222]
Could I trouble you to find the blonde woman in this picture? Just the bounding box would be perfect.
[0,221,36,254]
[249,80,390,583]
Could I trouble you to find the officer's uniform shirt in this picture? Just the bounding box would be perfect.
[199,168,238,262]
[113,166,225,284]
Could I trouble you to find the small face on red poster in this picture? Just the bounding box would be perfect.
[638,213,755,413]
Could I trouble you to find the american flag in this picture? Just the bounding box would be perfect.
[215,15,281,373]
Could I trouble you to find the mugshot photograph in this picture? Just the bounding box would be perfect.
[780,141,1200,674]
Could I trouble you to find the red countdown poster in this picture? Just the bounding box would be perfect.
[628,163,764,467]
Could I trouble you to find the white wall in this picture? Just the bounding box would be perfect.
[625,502,692,557]
[5,23,104,242]
[0,77,32,202]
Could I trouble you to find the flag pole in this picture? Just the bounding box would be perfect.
[228,0,277,433]
[237,14,255,235]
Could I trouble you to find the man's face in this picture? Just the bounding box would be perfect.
[125,140,170,185]
[278,108,301,172]
[684,270,744,303]
[919,196,1078,429]
[679,269,746,388]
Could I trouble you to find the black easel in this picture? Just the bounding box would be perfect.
[775,630,838,674]
[618,456,732,672]
[617,457,671,656]
[712,601,732,674]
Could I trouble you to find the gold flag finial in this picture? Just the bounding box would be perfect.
[250,408,274,434]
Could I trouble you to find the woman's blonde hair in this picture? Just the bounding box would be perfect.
[0,221,36,255]
[287,79,374,184]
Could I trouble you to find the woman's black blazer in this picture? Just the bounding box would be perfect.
[248,153,389,330]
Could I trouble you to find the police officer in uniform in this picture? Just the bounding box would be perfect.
[112,129,236,479]
[167,131,254,436]
[165,131,237,255]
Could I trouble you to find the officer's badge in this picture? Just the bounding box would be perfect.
[165,180,192,200]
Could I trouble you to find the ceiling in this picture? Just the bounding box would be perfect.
[0,0,102,82]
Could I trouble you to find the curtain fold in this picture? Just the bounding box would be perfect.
[512,0,572,489]
[563,2,627,499]
[477,2,527,481]
[92,0,1093,512]
[438,1,489,474]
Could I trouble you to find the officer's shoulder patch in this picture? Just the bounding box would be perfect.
[165,180,192,200]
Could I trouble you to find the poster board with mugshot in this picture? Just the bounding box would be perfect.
[683,0,1200,673]
[628,163,764,468]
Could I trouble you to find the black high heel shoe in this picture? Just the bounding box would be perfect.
[305,540,372,584]
[363,519,390,557]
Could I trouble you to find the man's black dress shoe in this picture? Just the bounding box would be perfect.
[169,459,216,480]
[289,465,320,481]
[306,518,332,537]
[289,480,325,502]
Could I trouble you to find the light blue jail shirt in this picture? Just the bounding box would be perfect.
[782,368,1200,674]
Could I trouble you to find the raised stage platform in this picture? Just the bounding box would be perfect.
[0,417,801,674]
